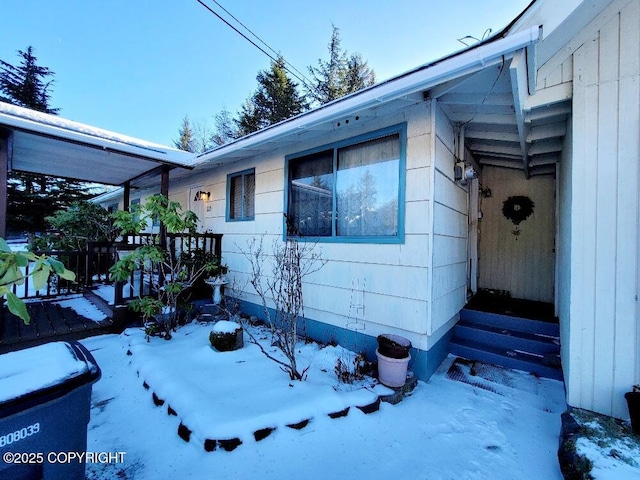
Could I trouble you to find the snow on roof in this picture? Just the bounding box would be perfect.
[0,101,194,166]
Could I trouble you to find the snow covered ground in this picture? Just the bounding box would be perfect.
[80,322,568,480]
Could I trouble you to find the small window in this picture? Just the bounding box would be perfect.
[285,124,405,243]
[227,169,255,221]
[130,198,141,223]
[107,203,119,213]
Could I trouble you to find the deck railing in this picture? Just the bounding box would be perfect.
[12,250,87,299]
[17,233,223,304]
[113,233,223,305]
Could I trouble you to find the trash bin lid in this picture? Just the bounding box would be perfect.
[0,342,100,418]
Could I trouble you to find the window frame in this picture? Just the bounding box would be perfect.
[226,168,256,222]
[284,123,407,244]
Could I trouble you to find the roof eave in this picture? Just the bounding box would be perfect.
[196,25,542,166]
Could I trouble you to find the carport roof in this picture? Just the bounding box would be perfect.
[0,102,194,186]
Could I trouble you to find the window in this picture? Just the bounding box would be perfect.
[107,203,118,214]
[286,124,405,242]
[227,169,255,221]
[130,198,141,223]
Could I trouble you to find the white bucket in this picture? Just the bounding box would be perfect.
[376,348,411,388]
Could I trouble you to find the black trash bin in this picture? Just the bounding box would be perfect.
[0,341,101,480]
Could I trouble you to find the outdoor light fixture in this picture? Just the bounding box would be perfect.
[193,191,210,202]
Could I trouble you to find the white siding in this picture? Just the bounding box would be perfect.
[429,104,468,335]
[168,101,436,346]
[567,0,640,418]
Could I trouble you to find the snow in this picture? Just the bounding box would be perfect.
[80,321,568,480]
[0,342,90,403]
[211,320,241,333]
[578,437,640,479]
[0,101,192,165]
[93,284,116,304]
[53,295,107,322]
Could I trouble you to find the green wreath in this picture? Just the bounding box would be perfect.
[502,196,534,225]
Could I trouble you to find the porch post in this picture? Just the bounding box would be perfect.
[123,181,131,212]
[0,136,8,239]
[159,166,169,251]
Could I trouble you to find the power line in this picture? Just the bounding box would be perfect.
[207,0,313,87]
[195,0,315,91]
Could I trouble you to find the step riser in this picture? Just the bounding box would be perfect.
[450,344,563,381]
[461,309,559,336]
[454,325,559,356]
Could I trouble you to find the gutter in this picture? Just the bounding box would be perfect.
[196,24,541,165]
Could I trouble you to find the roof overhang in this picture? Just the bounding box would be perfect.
[195,25,543,168]
[0,102,194,186]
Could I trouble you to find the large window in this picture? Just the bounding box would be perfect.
[227,169,255,221]
[286,124,405,242]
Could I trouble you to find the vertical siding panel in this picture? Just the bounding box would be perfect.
[573,34,600,410]
[613,0,640,418]
[593,14,620,414]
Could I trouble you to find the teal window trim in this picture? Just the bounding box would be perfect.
[284,123,407,244]
[226,168,256,222]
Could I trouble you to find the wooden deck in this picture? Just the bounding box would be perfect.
[0,296,117,354]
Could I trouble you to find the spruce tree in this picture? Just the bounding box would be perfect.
[173,116,197,153]
[211,108,239,146]
[307,26,376,106]
[1,46,94,236]
[236,56,308,135]
[0,46,59,114]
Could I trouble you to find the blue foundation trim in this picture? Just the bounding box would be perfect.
[236,299,452,383]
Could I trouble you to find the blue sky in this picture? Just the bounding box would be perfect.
[1,0,531,146]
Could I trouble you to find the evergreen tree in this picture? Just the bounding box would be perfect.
[236,56,308,135]
[307,26,376,106]
[1,46,94,235]
[345,52,376,95]
[173,116,197,153]
[211,108,238,146]
[0,46,59,114]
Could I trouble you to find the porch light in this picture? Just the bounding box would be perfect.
[193,191,210,202]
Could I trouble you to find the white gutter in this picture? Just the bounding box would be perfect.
[197,25,542,165]
[0,102,193,166]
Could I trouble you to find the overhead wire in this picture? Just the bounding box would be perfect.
[206,0,313,88]
[195,0,316,92]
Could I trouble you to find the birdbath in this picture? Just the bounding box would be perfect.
[205,276,228,305]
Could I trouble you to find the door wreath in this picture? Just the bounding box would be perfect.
[502,195,534,238]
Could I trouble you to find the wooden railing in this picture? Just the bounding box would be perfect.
[17,233,223,304]
[113,233,223,306]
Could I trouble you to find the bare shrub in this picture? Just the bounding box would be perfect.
[240,231,326,380]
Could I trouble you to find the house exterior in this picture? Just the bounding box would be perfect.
[78,0,640,420]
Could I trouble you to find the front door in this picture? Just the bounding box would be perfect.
[477,166,555,302]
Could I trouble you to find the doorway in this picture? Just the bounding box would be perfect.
[477,166,555,303]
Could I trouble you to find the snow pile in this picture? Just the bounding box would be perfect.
[128,322,382,442]
[81,329,569,480]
